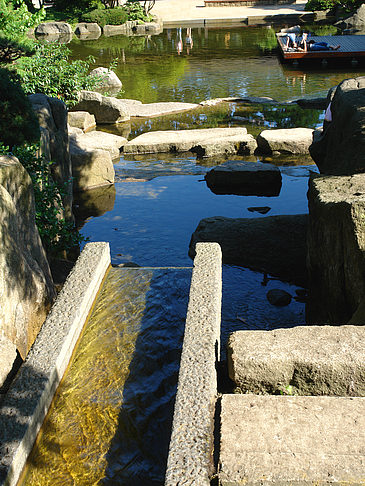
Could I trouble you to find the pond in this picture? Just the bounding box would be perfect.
[18,24,362,485]
[69,26,365,104]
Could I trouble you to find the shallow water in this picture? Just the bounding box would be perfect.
[74,156,315,267]
[19,263,304,485]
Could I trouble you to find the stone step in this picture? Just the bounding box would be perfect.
[228,325,365,396]
[219,394,365,485]
[123,127,257,156]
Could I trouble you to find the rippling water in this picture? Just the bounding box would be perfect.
[20,268,191,485]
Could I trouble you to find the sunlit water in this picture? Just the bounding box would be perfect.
[19,24,361,485]
[70,26,365,103]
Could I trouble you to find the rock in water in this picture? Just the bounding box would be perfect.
[309,77,365,175]
[266,289,292,306]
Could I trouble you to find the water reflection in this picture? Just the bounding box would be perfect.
[98,101,323,141]
[70,26,365,104]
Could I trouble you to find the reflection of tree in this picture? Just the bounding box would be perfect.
[254,27,277,53]
[234,103,321,129]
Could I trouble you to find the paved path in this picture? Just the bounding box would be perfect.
[151,0,310,26]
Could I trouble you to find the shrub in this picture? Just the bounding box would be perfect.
[0,0,45,36]
[16,43,102,107]
[0,68,40,147]
[81,7,128,27]
[52,0,101,16]
[305,0,362,12]
[123,0,151,22]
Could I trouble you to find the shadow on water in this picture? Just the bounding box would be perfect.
[101,268,192,485]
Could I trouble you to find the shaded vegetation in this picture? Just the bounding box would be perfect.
[0,68,40,147]
[0,143,84,257]
[305,0,362,13]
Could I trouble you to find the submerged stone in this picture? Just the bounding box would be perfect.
[205,160,282,196]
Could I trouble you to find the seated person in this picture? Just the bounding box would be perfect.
[307,40,340,51]
[284,33,297,50]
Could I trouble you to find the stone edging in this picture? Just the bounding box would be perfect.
[165,242,222,486]
[0,242,111,486]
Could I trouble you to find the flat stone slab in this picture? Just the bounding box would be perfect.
[257,127,314,154]
[123,128,257,156]
[219,394,365,485]
[69,127,127,159]
[205,160,282,196]
[128,101,198,117]
[189,214,308,286]
[228,325,365,396]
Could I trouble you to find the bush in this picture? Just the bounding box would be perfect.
[0,0,45,37]
[16,43,102,107]
[0,68,40,147]
[124,1,151,22]
[305,0,362,12]
[81,7,128,27]
[52,0,101,16]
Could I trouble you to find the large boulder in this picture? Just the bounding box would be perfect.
[126,101,199,118]
[257,128,314,154]
[35,22,73,35]
[0,156,56,366]
[70,144,115,192]
[123,128,257,156]
[89,67,122,90]
[68,111,96,132]
[34,22,73,43]
[69,127,127,160]
[335,4,365,33]
[189,214,308,286]
[70,91,130,124]
[29,94,73,220]
[309,77,365,175]
[74,22,101,40]
[205,160,282,196]
[307,173,365,324]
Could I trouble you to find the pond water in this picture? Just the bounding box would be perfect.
[69,26,365,104]
[19,24,361,485]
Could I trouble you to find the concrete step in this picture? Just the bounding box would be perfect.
[219,394,365,485]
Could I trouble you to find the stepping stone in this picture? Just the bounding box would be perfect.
[127,101,199,117]
[219,394,365,485]
[205,160,282,196]
[257,127,314,154]
[227,325,365,396]
[123,128,257,156]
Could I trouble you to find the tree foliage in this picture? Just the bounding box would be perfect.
[0,68,40,147]
[305,0,362,12]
